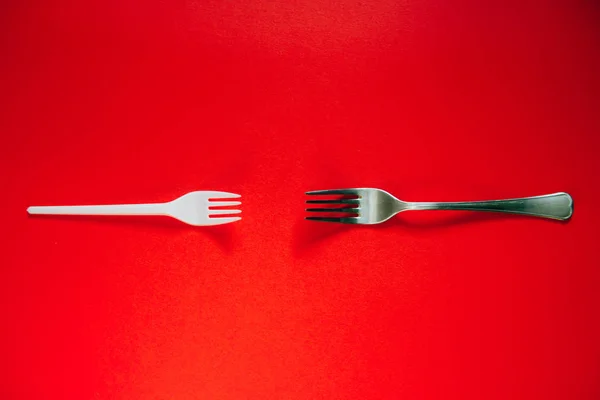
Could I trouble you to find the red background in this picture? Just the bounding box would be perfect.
[1,1,599,399]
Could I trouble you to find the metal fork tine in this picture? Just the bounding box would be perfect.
[305,189,359,196]
[305,216,359,224]
[306,208,357,213]
[306,199,359,204]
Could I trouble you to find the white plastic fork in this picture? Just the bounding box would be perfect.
[27,191,241,226]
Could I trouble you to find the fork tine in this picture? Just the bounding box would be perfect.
[305,189,359,196]
[305,216,359,224]
[206,191,241,199]
[306,199,359,204]
[209,201,241,207]
[206,216,241,225]
[306,208,357,213]
[208,209,241,215]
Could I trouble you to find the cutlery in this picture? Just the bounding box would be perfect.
[28,191,241,226]
[306,188,572,224]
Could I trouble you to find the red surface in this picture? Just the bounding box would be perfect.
[1,1,599,398]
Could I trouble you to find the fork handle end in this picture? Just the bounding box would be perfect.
[26,203,167,216]
[407,192,573,221]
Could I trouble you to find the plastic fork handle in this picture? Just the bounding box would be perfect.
[405,192,573,221]
[27,203,167,216]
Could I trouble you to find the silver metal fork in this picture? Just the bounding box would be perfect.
[305,188,573,224]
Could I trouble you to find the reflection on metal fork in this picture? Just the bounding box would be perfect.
[306,188,573,225]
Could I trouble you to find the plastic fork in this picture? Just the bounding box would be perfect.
[306,188,573,224]
[27,191,241,226]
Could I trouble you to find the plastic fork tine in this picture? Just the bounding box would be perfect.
[305,189,359,196]
[207,216,242,225]
[208,209,241,215]
[305,216,359,224]
[207,191,241,199]
[306,208,357,213]
[209,201,241,207]
[306,199,359,204]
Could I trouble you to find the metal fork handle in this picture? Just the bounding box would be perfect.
[405,192,572,220]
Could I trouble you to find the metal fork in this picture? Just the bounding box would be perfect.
[306,188,573,224]
[27,191,241,226]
